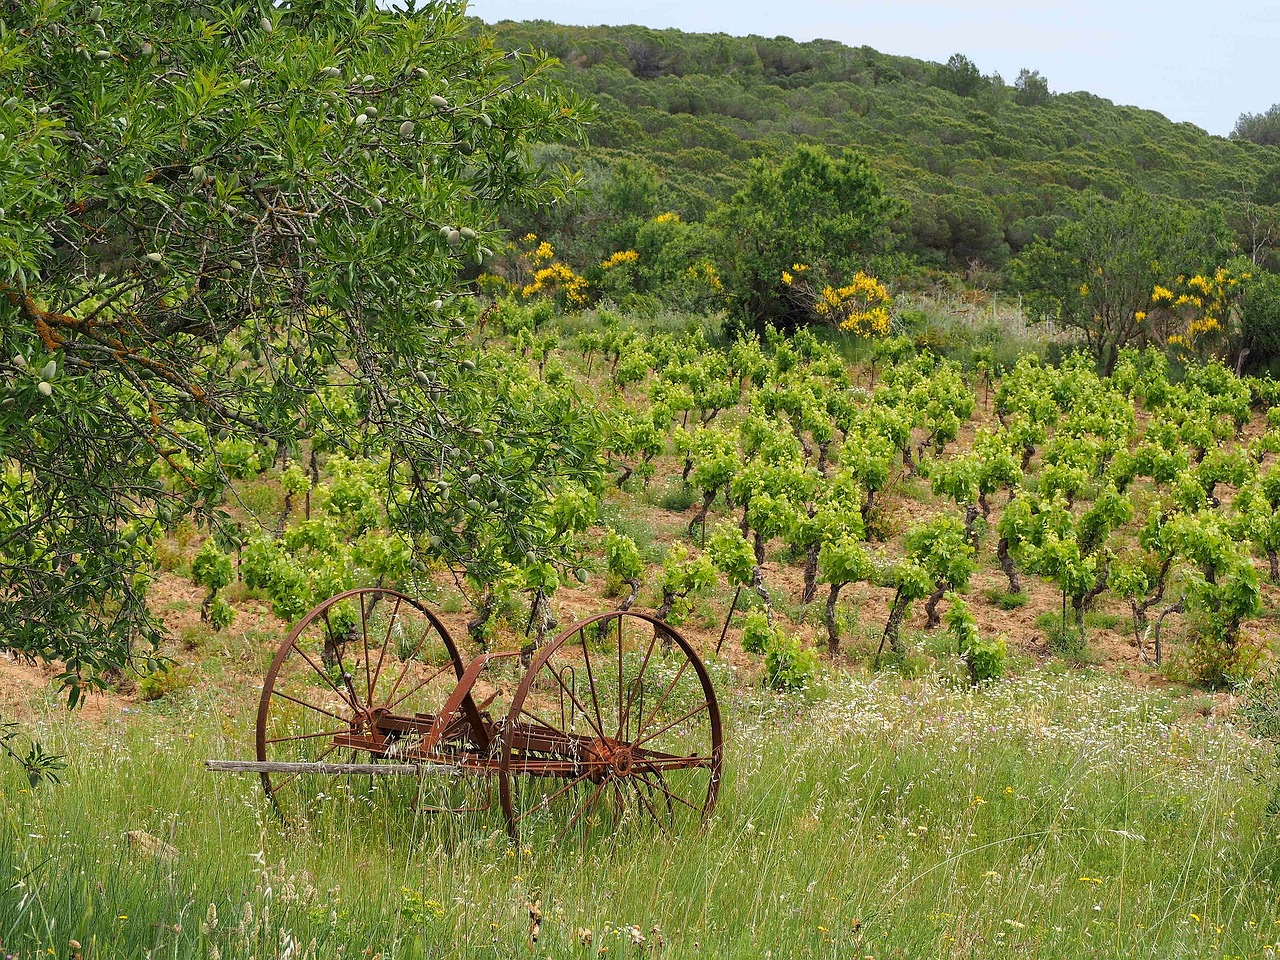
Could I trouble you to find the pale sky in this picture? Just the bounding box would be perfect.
[466,0,1280,137]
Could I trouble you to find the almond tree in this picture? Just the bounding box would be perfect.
[0,1,597,713]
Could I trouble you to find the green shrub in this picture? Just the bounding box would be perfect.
[763,632,819,692]
[208,596,236,631]
[740,609,772,655]
[138,663,198,702]
[983,587,1028,610]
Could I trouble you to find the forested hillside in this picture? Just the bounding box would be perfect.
[484,20,1280,274]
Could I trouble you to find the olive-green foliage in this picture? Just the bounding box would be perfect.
[1014,192,1232,374]
[713,144,901,330]
[487,21,1280,273]
[0,1,596,699]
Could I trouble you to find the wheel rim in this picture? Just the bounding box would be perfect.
[498,611,723,842]
[256,588,467,823]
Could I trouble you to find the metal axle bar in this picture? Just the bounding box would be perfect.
[206,760,461,776]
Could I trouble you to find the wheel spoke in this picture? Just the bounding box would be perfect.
[633,701,710,750]
[265,726,350,745]
[322,610,360,707]
[632,657,692,743]
[628,773,664,827]
[548,667,607,741]
[360,595,374,706]
[288,641,357,713]
[383,659,456,713]
[270,689,350,725]
[618,620,660,742]
[578,633,607,747]
[642,771,704,813]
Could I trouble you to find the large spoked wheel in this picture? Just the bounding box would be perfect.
[256,588,467,822]
[498,611,723,842]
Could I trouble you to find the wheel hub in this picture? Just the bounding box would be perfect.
[583,737,634,781]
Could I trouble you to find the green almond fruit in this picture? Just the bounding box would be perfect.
[574,568,589,584]
[260,17,273,32]
[399,120,414,137]
[459,227,476,240]
[37,381,52,397]
[429,94,448,108]
[40,360,56,380]
[460,359,476,371]
[480,439,494,454]
[2,97,18,111]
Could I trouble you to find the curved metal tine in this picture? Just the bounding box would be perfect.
[629,770,667,830]
[555,778,607,842]
[557,665,576,730]
[516,770,595,827]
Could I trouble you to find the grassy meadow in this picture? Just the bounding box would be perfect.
[3,667,1278,959]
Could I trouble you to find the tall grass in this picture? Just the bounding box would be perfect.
[2,668,1276,959]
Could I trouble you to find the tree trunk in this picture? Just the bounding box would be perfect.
[882,589,909,656]
[619,578,640,612]
[1152,600,1183,664]
[924,584,946,630]
[817,441,831,477]
[1269,548,1278,583]
[655,589,676,624]
[997,536,1021,593]
[688,488,716,538]
[752,565,773,622]
[963,504,980,549]
[825,582,844,656]
[801,542,820,604]
[752,530,765,565]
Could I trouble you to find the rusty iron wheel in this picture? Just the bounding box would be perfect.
[255,587,466,823]
[498,611,723,842]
